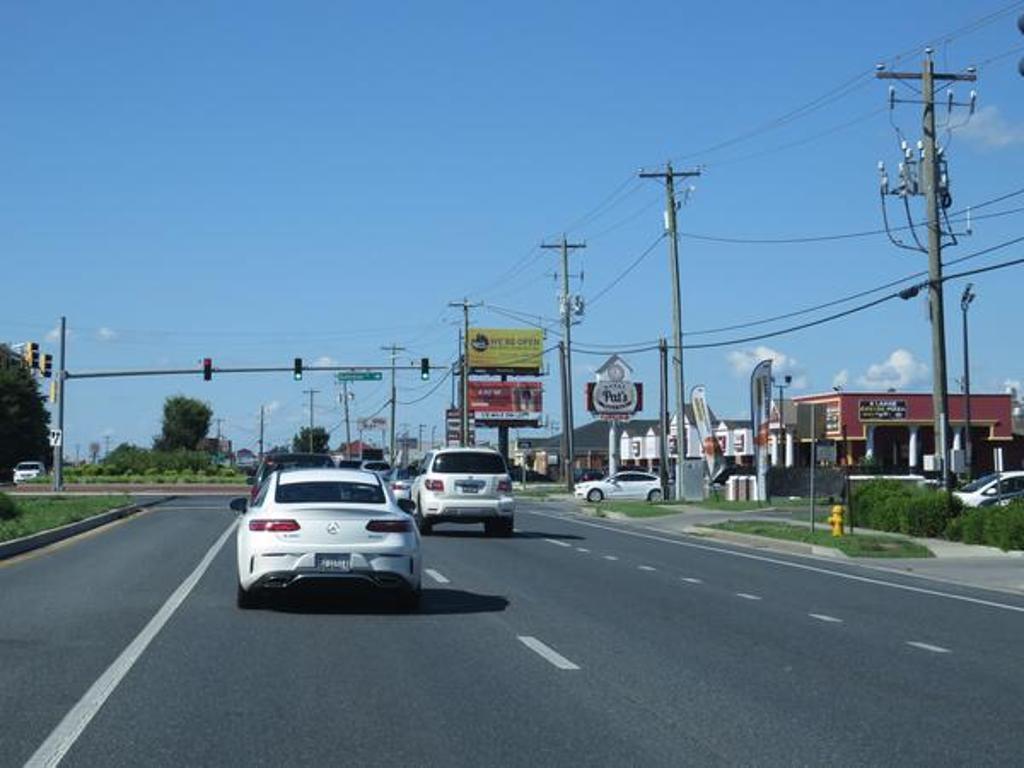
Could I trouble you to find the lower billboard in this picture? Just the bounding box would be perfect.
[468,381,543,426]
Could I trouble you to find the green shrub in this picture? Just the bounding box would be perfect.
[900,493,962,538]
[984,502,1024,551]
[945,516,963,541]
[852,479,959,537]
[961,509,987,544]
[0,493,17,521]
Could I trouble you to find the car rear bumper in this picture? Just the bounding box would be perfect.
[422,495,515,522]
[241,549,418,591]
[252,569,417,593]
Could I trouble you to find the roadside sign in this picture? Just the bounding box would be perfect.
[336,371,383,382]
[358,416,388,430]
[48,429,63,448]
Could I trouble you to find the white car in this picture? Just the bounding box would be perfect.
[410,447,515,537]
[575,471,663,503]
[13,461,45,484]
[233,467,421,610]
[954,471,1024,508]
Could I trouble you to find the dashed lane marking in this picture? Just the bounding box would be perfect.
[576,547,590,553]
[517,636,581,671]
[736,592,762,601]
[638,565,657,572]
[425,569,450,584]
[681,577,703,584]
[603,555,619,561]
[544,538,572,548]
[906,641,951,654]
[809,613,843,623]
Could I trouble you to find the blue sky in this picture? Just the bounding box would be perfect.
[3,1,1023,456]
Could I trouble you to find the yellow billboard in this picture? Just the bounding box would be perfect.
[467,328,543,374]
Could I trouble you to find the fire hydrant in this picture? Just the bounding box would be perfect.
[829,505,845,537]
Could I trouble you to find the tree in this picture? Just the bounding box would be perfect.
[154,396,212,451]
[0,365,50,472]
[293,427,329,453]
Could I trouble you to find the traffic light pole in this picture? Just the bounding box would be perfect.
[53,316,67,491]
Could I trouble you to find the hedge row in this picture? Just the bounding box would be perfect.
[852,479,1024,551]
[99,446,218,474]
[73,464,239,478]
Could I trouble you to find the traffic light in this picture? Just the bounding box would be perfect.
[203,357,213,381]
[42,354,53,378]
[24,342,40,370]
[294,357,303,381]
[420,357,430,380]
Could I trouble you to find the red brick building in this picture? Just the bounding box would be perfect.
[792,392,1023,474]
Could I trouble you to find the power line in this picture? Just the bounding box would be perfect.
[397,368,453,405]
[588,232,667,306]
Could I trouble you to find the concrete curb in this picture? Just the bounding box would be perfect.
[684,525,849,559]
[0,496,175,561]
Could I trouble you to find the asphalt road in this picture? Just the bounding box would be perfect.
[3,496,1024,767]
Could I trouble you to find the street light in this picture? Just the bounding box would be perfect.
[961,283,976,477]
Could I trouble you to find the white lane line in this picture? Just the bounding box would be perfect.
[521,509,1024,615]
[25,519,238,768]
[576,547,590,553]
[425,568,450,584]
[638,565,657,572]
[517,636,581,671]
[603,555,619,561]
[544,538,572,548]
[809,613,843,623]
[736,592,762,601]
[906,641,951,654]
[681,577,703,584]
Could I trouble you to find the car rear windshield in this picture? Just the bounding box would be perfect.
[275,481,385,504]
[431,452,507,474]
[336,460,362,469]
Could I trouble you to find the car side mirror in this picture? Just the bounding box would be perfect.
[245,476,255,486]
[397,498,416,515]
[229,497,248,513]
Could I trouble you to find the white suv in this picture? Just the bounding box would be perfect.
[13,461,46,484]
[411,448,515,537]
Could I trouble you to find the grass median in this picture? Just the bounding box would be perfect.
[0,494,133,543]
[591,500,682,519]
[710,520,933,558]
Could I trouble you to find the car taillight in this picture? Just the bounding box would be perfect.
[425,479,444,492]
[497,479,512,492]
[248,519,301,532]
[366,519,412,533]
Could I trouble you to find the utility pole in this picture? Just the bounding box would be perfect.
[658,338,670,500]
[541,235,585,485]
[54,316,67,491]
[448,299,481,447]
[961,284,976,477]
[557,340,570,491]
[342,381,352,456]
[215,418,224,440]
[258,405,265,460]
[878,52,976,491]
[381,344,406,465]
[640,163,700,500]
[775,375,792,469]
[302,389,319,452]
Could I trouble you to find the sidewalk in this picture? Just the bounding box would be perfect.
[566,500,1024,596]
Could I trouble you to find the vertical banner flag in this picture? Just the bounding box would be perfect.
[750,360,773,501]
[690,385,723,481]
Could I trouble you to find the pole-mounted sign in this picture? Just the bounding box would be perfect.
[587,355,643,422]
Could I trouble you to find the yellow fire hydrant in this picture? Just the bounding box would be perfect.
[829,505,845,537]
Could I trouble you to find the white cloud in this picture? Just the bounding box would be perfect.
[955,105,1024,149]
[314,355,338,367]
[46,326,60,342]
[1004,379,1022,396]
[857,349,928,390]
[726,346,807,389]
[102,427,116,437]
[96,327,117,341]
[833,369,849,388]
[263,400,281,415]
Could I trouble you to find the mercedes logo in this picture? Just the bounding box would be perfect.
[326,521,341,535]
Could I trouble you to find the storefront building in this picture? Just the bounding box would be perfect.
[792,391,1022,474]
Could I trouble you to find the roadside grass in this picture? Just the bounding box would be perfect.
[591,500,682,519]
[710,520,933,558]
[695,497,827,512]
[27,474,246,485]
[0,494,133,542]
[515,485,562,500]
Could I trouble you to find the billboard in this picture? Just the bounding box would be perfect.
[691,385,724,481]
[468,381,543,426]
[467,328,543,374]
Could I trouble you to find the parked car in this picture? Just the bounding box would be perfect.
[954,471,1024,507]
[410,447,515,536]
[13,461,46,484]
[574,471,663,503]
[232,467,421,610]
[248,452,336,502]
[360,460,392,478]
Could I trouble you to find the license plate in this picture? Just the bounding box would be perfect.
[315,554,351,572]
[458,486,480,494]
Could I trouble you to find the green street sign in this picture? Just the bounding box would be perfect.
[336,371,383,382]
